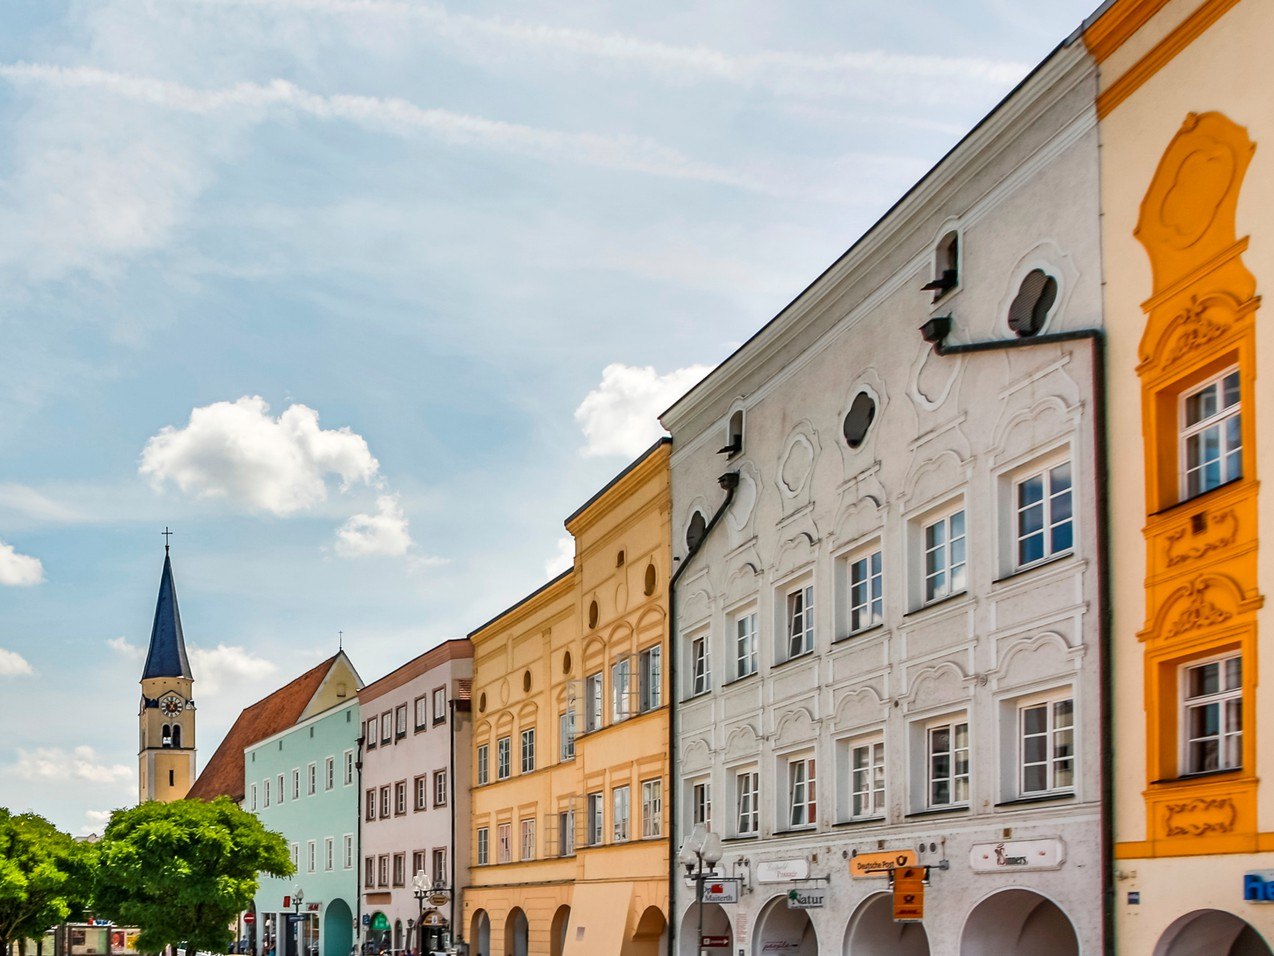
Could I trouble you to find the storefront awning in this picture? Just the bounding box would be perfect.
[561,882,633,956]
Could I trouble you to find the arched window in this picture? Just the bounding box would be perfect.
[161,724,172,748]
[923,230,959,300]
[171,724,182,748]
[721,409,744,457]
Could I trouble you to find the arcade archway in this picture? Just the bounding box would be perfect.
[752,894,817,956]
[632,906,666,956]
[550,906,571,956]
[504,908,529,956]
[960,889,1077,955]
[322,899,352,956]
[1153,909,1273,956]
[469,911,490,956]
[678,903,731,956]
[843,892,929,955]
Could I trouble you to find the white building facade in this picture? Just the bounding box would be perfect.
[662,34,1106,956]
[358,640,473,956]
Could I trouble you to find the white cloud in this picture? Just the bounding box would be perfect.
[545,535,574,578]
[575,363,713,458]
[0,63,759,192]
[139,395,380,515]
[108,636,278,695]
[12,746,132,785]
[335,494,413,557]
[0,648,34,676]
[0,539,45,586]
[80,809,114,836]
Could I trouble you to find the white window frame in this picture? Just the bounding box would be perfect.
[784,582,815,659]
[921,506,967,604]
[689,632,710,697]
[641,779,663,838]
[307,762,317,796]
[1181,653,1243,775]
[520,818,536,862]
[323,836,334,871]
[520,728,536,774]
[291,768,300,800]
[434,769,448,807]
[1180,366,1242,500]
[559,709,576,760]
[496,823,511,864]
[925,715,970,808]
[847,736,885,820]
[734,768,759,837]
[848,547,884,634]
[612,785,631,843]
[306,840,316,873]
[477,743,489,785]
[1017,691,1076,796]
[558,809,576,857]
[497,736,511,780]
[394,780,406,815]
[476,828,489,866]
[612,657,632,723]
[380,712,392,744]
[395,703,408,738]
[689,778,711,832]
[1013,458,1075,569]
[344,749,355,785]
[250,783,258,811]
[585,672,604,732]
[786,754,817,829]
[343,834,353,869]
[414,774,427,811]
[587,792,604,846]
[639,645,662,712]
[324,756,335,791]
[732,607,758,679]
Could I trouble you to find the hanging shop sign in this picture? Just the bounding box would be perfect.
[1244,871,1274,902]
[700,937,730,949]
[850,850,917,879]
[785,889,825,910]
[891,866,926,922]
[700,878,741,904]
[370,913,390,932]
[756,859,809,883]
[969,838,1065,873]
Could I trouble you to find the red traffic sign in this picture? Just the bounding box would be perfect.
[243,914,256,925]
[701,936,730,948]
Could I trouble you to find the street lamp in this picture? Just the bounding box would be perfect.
[291,887,304,956]
[677,825,723,956]
[412,871,452,955]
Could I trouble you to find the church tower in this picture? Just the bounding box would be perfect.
[138,539,196,803]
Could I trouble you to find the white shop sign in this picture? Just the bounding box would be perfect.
[700,878,741,904]
[785,889,825,910]
[756,859,809,883]
[969,838,1065,873]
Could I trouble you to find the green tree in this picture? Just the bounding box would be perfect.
[93,798,292,954]
[0,809,94,955]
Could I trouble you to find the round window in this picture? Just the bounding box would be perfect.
[1008,269,1058,337]
[588,600,599,629]
[843,392,877,448]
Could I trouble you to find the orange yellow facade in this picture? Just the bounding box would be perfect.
[1087,0,1274,950]
[463,440,671,956]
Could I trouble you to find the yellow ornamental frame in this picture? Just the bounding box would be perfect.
[1131,111,1264,859]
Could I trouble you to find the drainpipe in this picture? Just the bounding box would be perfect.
[924,322,1112,956]
[668,469,739,956]
[354,734,365,956]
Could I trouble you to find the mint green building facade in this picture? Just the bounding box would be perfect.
[248,692,361,956]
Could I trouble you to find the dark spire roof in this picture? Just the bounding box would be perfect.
[142,552,193,681]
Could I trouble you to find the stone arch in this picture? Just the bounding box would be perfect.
[842,891,929,955]
[504,907,529,956]
[752,893,818,956]
[470,910,490,956]
[631,906,667,956]
[549,905,571,956]
[678,904,731,956]
[634,605,666,638]
[1153,908,1272,956]
[607,620,635,654]
[321,898,352,956]
[960,888,1078,956]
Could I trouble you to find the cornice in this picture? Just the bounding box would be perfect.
[564,439,670,537]
[1083,0,1175,62]
[467,571,575,644]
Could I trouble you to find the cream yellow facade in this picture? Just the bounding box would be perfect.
[463,440,670,956]
[1087,0,1274,951]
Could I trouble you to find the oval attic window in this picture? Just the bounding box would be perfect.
[843,392,877,448]
[644,563,657,596]
[523,670,532,693]
[478,692,487,713]
[1008,269,1058,337]
[563,650,573,675]
[686,511,707,551]
[588,600,599,629]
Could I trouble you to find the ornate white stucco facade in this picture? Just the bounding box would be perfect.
[662,35,1105,956]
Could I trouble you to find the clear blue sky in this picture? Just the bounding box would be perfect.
[0,0,1096,834]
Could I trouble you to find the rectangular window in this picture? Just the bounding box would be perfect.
[395,780,406,815]
[786,584,815,658]
[324,756,335,791]
[642,779,663,838]
[612,786,631,842]
[365,856,375,889]
[343,834,353,869]
[787,756,817,828]
[433,686,447,725]
[497,737,511,780]
[432,847,447,883]
[587,792,604,846]
[324,837,333,871]
[365,718,377,749]
[520,729,536,774]
[1181,368,1242,499]
[379,785,390,819]
[850,739,885,818]
[380,712,392,744]
[690,634,710,696]
[691,780,711,830]
[414,695,429,731]
[477,744,490,785]
[1182,655,1242,774]
[412,850,426,879]
[392,852,405,886]
[849,550,884,633]
[290,843,299,870]
[639,645,662,712]
[264,778,271,808]
[612,657,632,722]
[924,510,967,603]
[344,750,354,785]
[250,784,257,811]
[1020,698,1075,794]
[364,789,375,822]
[520,819,536,861]
[291,769,299,800]
[307,840,316,873]
[476,828,489,866]
[1016,462,1074,567]
[558,810,575,857]
[736,770,759,836]
[434,769,447,807]
[585,672,603,732]
[307,762,316,795]
[277,774,284,803]
[497,823,511,864]
[734,610,758,679]
[395,704,408,739]
[414,775,427,811]
[928,719,970,807]
[559,710,576,760]
[377,854,389,887]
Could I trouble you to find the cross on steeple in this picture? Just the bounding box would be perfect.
[162,527,173,553]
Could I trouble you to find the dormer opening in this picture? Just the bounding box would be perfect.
[923,230,960,301]
[720,409,744,457]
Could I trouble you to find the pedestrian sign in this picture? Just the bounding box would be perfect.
[891,866,927,922]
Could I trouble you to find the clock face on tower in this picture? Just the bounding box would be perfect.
[159,693,185,718]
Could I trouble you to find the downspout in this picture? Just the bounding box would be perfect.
[354,733,365,956]
[667,469,739,956]
[927,324,1112,956]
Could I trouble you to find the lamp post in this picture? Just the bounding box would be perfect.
[411,871,452,955]
[291,887,304,956]
[677,825,723,956]
[412,872,427,955]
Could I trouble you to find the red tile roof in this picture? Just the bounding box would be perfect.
[187,654,339,803]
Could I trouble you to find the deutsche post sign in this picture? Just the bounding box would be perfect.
[891,866,926,922]
[850,849,917,878]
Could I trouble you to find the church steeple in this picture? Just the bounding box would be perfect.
[142,545,193,680]
[138,532,197,804]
